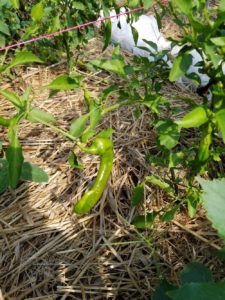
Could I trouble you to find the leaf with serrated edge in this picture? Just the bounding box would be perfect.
[197,177,225,240]
[167,281,225,300]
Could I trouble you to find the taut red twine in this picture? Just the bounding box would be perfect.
[0,1,169,52]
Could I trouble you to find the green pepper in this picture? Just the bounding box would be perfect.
[74,138,113,214]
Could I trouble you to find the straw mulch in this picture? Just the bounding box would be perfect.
[0,35,224,300]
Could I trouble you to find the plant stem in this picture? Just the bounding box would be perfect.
[33,118,77,141]
[170,168,179,195]
[101,100,138,116]
[62,33,72,74]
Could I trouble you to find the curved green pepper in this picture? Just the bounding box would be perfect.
[74,138,113,214]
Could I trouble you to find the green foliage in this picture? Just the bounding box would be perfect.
[47,74,82,90]
[168,282,225,300]
[197,177,225,240]
[23,0,120,65]
[155,120,180,149]
[6,51,43,70]
[70,114,90,138]
[91,58,127,76]
[0,3,225,298]
[180,262,213,284]
[215,109,225,143]
[0,159,9,194]
[169,53,193,82]
[132,212,158,229]
[98,0,225,227]
[159,206,179,222]
[0,1,22,48]
[176,107,209,129]
[152,261,225,300]
[152,280,176,300]
[68,152,83,169]
[27,108,56,124]
[20,162,49,183]
[131,183,145,206]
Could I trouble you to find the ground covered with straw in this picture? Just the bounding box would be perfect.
[1,18,225,300]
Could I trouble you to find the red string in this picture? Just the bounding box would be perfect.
[0,0,169,53]
[0,7,144,52]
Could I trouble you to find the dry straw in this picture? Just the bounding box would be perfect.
[0,4,224,298]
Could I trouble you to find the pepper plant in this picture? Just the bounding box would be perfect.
[89,0,225,225]
[0,48,118,213]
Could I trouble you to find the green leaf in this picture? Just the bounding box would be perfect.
[152,279,177,300]
[0,89,23,109]
[181,262,213,285]
[96,128,115,139]
[197,128,212,163]
[68,152,83,169]
[21,162,48,183]
[215,109,225,144]
[131,25,139,45]
[21,86,32,104]
[143,95,168,115]
[167,281,225,300]
[0,20,10,36]
[146,175,173,195]
[169,53,193,82]
[187,196,198,218]
[160,206,178,222]
[204,44,222,68]
[69,114,89,138]
[72,2,85,10]
[27,108,56,125]
[171,0,193,15]
[197,177,225,240]
[142,39,158,51]
[128,0,140,8]
[0,141,2,151]
[132,212,158,229]
[155,120,180,149]
[176,107,208,129]
[6,124,24,189]
[47,75,82,90]
[214,248,225,262]
[131,183,144,207]
[31,2,44,22]
[143,0,154,9]
[10,0,20,9]
[91,59,126,76]
[0,34,6,48]
[169,152,184,168]
[219,0,225,11]
[89,101,101,129]
[211,37,225,46]
[103,19,112,51]
[0,159,9,194]
[81,129,95,143]
[100,84,119,102]
[7,51,43,70]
